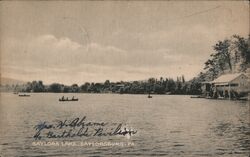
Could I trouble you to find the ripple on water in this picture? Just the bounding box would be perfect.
[0,93,249,157]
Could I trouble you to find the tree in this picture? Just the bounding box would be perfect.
[63,86,70,93]
[80,82,90,92]
[49,83,62,93]
[166,78,176,93]
[213,39,232,72]
[32,81,45,92]
[231,35,250,72]
[181,75,185,83]
[71,84,79,93]
[104,80,110,87]
[202,34,249,82]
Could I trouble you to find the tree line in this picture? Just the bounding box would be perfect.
[17,75,202,95]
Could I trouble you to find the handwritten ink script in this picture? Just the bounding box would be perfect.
[33,116,137,140]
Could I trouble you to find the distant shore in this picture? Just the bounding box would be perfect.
[0,76,202,96]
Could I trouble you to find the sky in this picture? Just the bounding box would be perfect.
[0,1,249,85]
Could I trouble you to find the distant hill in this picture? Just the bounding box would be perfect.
[0,77,26,85]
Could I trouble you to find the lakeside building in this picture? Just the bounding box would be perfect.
[202,73,250,99]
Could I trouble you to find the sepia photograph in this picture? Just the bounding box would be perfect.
[0,1,249,157]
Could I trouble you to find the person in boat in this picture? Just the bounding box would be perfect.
[72,96,74,100]
[62,96,65,101]
[66,97,68,101]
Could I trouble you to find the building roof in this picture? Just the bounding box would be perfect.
[212,73,246,83]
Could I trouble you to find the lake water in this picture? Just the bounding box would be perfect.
[0,93,249,157]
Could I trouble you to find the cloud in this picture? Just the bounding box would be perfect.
[3,34,192,68]
[37,34,81,50]
[1,34,206,84]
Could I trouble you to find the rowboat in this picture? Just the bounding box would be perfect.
[59,96,78,101]
[19,94,30,97]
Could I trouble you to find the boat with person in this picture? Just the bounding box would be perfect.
[59,96,78,101]
[19,94,30,97]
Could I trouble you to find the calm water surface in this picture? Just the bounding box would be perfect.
[0,93,249,157]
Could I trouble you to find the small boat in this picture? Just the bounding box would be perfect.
[148,93,152,98]
[190,95,205,98]
[237,97,248,101]
[59,98,78,101]
[19,94,30,97]
[59,96,78,101]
